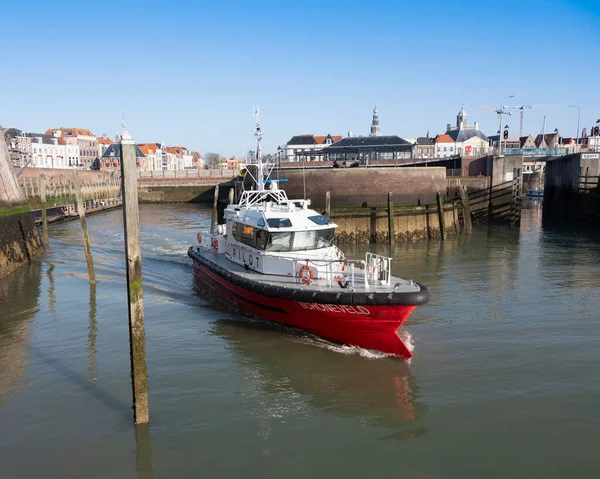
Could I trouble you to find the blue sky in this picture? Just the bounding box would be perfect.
[1,0,599,156]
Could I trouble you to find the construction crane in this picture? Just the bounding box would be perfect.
[478,106,512,155]
[502,105,560,138]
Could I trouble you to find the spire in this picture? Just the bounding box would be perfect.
[457,106,467,129]
[120,119,134,144]
[370,102,381,137]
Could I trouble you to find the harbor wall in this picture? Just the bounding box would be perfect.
[0,134,44,279]
[278,167,447,208]
[544,152,600,223]
[330,202,460,243]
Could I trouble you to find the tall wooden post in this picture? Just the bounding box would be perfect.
[388,192,395,245]
[73,170,96,283]
[458,185,472,235]
[436,192,446,240]
[40,174,49,246]
[210,185,219,235]
[228,187,234,205]
[119,124,149,425]
[325,191,331,218]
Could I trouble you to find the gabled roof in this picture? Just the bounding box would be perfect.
[534,133,559,147]
[45,127,96,138]
[101,143,146,158]
[435,134,455,143]
[287,135,317,145]
[416,136,434,145]
[97,136,112,145]
[447,129,488,142]
[138,143,161,155]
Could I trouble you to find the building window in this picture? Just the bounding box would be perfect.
[443,147,447,152]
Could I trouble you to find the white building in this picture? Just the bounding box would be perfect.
[285,134,342,162]
[445,107,490,157]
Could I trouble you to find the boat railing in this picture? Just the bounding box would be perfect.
[292,258,368,289]
[366,252,392,286]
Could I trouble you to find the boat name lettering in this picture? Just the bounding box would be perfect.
[297,302,369,315]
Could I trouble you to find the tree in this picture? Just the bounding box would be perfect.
[204,152,221,169]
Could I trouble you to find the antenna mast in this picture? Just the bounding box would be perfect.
[254,107,264,191]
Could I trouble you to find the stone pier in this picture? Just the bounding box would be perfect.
[0,130,44,279]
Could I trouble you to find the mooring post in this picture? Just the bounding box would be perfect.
[119,123,149,425]
[458,185,472,235]
[436,192,446,240]
[40,174,49,246]
[210,185,219,235]
[73,170,96,284]
[228,187,234,205]
[325,191,331,218]
[388,192,395,245]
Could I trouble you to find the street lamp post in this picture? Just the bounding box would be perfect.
[569,105,581,146]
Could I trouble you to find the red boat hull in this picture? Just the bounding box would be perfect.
[193,260,416,359]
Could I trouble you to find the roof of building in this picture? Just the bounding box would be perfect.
[138,143,161,155]
[101,143,146,158]
[446,129,488,142]
[322,135,413,152]
[416,136,434,145]
[97,136,112,145]
[287,134,343,146]
[45,127,96,138]
[435,134,455,143]
[534,133,559,147]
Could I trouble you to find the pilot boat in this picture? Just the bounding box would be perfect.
[188,112,430,359]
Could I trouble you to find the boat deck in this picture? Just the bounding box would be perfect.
[189,246,423,296]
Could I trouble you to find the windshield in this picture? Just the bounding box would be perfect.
[265,229,334,252]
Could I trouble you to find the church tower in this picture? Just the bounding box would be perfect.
[457,106,467,129]
[370,103,381,137]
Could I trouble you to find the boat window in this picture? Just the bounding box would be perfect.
[265,228,334,252]
[308,215,331,225]
[266,218,292,228]
[255,229,269,250]
[257,218,265,227]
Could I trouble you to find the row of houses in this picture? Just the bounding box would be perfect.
[4,126,205,171]
[284,107,492,163]
[283,106,597,164]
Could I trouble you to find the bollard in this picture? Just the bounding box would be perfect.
[210,185,219,235]
[436,192,446,241]
[388,192,395,245]
[228,187,234,205]
[325,191,331,218]
[73,170,96,284]
[40,174,49,246]
[119,124,150,425]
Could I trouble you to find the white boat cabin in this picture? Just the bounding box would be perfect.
[200,185,346,280]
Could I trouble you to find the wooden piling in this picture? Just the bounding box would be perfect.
[325,191,331,218]
[228,187,234,205]
[388,192,395,245]
[436,192,445,240]
[458,185,472,235]
[40,174,49,246]
[120,128,150,425]
[73,170,96,284]
[210,185,219,235]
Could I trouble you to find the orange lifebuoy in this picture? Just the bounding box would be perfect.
[299,264,314,285]
[197,232,202,244]
[212,239,219,252]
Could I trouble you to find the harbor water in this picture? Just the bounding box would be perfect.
[1,202,599,478]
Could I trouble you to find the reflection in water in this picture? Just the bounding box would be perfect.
[212,319,428,441]
[134,423,154,479]
[87,282,98,383]
[0,261,42,403]
[46,263,57,322]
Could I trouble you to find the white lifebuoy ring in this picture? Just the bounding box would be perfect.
[299,264,314,285]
